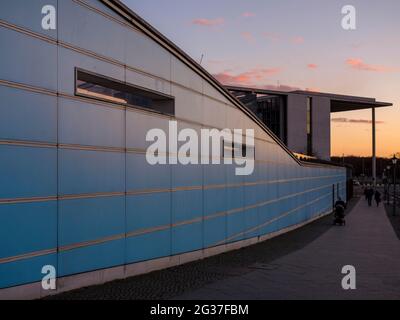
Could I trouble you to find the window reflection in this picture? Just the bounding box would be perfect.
[75,69,174,116]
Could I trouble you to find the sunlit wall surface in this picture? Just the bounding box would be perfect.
[0,0,346,289]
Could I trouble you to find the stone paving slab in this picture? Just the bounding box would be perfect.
[176,198,400,300]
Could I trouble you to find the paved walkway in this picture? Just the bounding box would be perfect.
[176,198,400,300]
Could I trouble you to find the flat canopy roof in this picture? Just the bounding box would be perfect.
[330,99,392,112]
[225,85,393,113]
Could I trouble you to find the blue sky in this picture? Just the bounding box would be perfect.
[122,0,400,157]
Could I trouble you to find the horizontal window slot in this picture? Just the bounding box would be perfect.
[75,69,175,116]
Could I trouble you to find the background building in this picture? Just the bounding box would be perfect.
[227,86,392,162]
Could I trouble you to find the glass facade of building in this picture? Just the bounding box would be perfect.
[231,92,287,144]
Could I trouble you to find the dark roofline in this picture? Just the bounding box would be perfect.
[293,90,392,107]
[98,0,345,169]
[225,85,393,109]
[292,90,376,102]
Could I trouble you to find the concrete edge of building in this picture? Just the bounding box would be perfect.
[0,208,332,300]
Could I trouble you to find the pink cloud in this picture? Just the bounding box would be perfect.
[192,18,224,27]
[213,68,282,86]
[292,36,304,44]
[259,84,301,92]
[332,117,384,124]
[346,58,397,72]
[305,87,321,92]
[241,32,256,43]
[307,64,318,69]
[242,12,256,18]
[213,71,310,92]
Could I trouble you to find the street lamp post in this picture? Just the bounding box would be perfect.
[392,155,398,216]
[387,165,392,205]
[383,169,387,201]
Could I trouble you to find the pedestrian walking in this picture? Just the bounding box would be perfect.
[364,186,368,200]
[366,187,374,207]
[375,190,382,207]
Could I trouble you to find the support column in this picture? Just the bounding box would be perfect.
[372,106,376,186]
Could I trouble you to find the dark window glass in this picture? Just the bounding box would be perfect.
[75,69,174,116]
[306,97,313,156]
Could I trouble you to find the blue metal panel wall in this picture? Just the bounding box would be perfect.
[0,0,58,38]
[0,87,57,143]
[126,192,171,263]
[0,27,57,91]
[0,0,348,289]
[0,0,59,287]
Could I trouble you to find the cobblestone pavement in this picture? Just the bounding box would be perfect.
[49,196,400,300]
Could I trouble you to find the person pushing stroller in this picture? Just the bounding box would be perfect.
[333,197,346,226]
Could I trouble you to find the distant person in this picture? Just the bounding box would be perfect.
[366,187,374,207]
[334,198,346,226]
[364,186,369,200]
[375,190,382,207]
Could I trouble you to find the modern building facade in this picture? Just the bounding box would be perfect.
[227,86,392,161]
[0,0,347,298]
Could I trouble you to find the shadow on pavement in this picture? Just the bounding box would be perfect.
[385,204,400,240]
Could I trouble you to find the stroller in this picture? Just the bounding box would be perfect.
[333,199,346,226]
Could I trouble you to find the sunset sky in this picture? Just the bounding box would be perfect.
[122,0,400,158]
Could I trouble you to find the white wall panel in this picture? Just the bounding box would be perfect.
[125,28,172,80]
[82,0,127,24]
[203,81,231,105]
[0,27,57,91]
[202,97,227,129]
[172,85,203,124]
[0,0,58,38]
[125,69,171,96]
[59,0,126,62]
[171,57,203,93]
[226,107,243,131]
[126,110,170,151]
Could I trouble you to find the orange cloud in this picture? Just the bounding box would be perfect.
[307,63,318,69]
[346,58,397,72]
[213,68,282,86]
[305,87,320,92]
[242,12,256,18]
[259,84,300,92]
[241,32,256,43]
[192,18,224,27]
[292,36,304,44]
